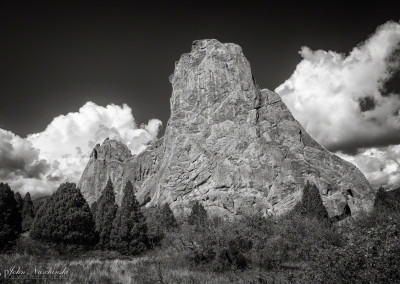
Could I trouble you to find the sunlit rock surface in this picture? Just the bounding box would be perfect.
[79,39,376,219]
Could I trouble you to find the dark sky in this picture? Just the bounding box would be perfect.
[1,0,399,137]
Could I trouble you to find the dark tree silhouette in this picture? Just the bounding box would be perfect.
[21,192,35,232]
[95,179,118,250]
[14,192,23,215]
[0,183,22,251]
[188,201,208,225]
[110,181,148,255]
[30,182,96,246]
[296,182,329,221]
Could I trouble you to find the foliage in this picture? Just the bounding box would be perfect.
[14,191,23,215]
[30,182,96,247]
[95,179,118,250]
[110,181,148,255]
[305,210,400,283]
[21,192,35,232]
[0,183,22,251]
[294,181,329,222]
[187,201,207,226]
[146,203,178,248]
[373,187,400,213]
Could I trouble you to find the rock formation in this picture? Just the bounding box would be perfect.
[78,138,133,205]
[79,39,376,218]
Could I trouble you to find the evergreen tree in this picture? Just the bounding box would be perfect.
[160,203,177,230]
[95,179,118,250]
[146,203,177,248]
[91,200,98,219]
[0,183,22,251]
[110,181,148,255]
[297,182,329,221]
[30,182,96,246]
[21,192,35,232]
[14,192,23,215]
[188,201,208,225]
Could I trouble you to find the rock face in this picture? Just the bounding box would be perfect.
[78,138,133,205]
[79,39,376,218]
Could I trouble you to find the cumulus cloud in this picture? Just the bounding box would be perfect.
[0,102,161,196]
[338,146,400,190]
[276,21,400,190]
[0,129,49,180]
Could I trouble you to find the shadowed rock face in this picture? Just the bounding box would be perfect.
[79,39,376,218]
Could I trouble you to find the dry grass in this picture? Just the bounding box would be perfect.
[0,252,298,283]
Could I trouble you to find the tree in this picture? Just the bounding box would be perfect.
[14,192,23,215]
[0,183,22,251]
[95,179,118,250]
[146,203,177,248]
[110,181,148,255]
[160,203,177,229]
[188,201,207,225]
[21,192,35,232]
[296,181,329,221]
[30,182,96,246]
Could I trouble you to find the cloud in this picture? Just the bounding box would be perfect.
[338,146,400,190]
[276,21,400,153]
[275,21,400,189]
[0,102,162,196]
[0,129,49,180]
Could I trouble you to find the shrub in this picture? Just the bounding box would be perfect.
[30,182,96,247]
[95,179,118,250]
[110,181,148,255]
[306,211,400,283]
[187,201,207,226]
[172,217,253,271]
[0,183,22,251]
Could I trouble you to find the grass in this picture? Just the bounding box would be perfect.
[0,249,300,283]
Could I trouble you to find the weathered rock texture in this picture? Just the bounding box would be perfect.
[78,138,133,205]
[79,39,376,218]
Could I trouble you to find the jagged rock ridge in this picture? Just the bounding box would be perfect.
[79,39,376,218]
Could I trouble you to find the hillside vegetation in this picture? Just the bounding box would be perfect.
[0,182,400,283]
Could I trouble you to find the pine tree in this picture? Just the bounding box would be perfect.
[110,181,148,255]
[14,192,23,215]
[0,183,22,251]
[297,182,329,221]
[188,201,207,225]
[160,203,177,230]
[95,179,118,250]
[146,203,177,248]
[30,182,96,246]
[21,192,35,232]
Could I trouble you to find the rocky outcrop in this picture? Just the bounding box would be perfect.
[79,39,376,219]
[78,138,133,205]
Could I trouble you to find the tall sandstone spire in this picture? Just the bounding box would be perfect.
[79,39,375,218]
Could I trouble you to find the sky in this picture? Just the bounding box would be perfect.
[1,1,400,197]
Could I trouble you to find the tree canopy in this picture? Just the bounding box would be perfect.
[0,183,22,251]
[95,179,118,250]
[30,182,96,246]
[110,181,148,255]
